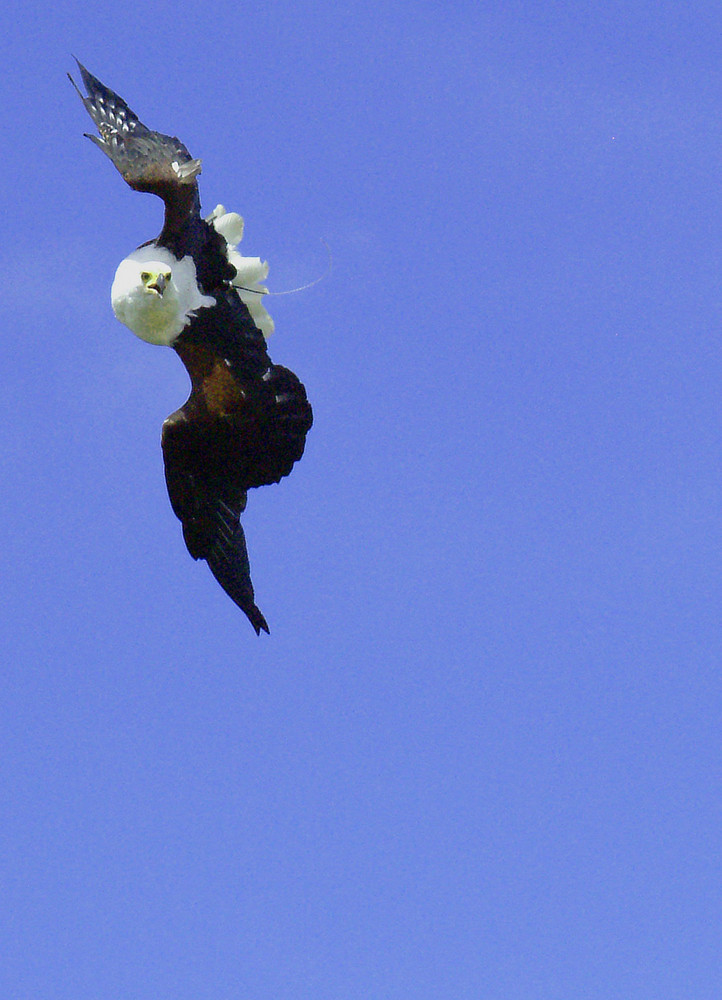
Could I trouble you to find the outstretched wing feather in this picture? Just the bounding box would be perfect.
[205,502,269,636]
[162,417,269,634]
[70,60,201,211]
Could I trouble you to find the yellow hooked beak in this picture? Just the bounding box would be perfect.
[140,270,170,296]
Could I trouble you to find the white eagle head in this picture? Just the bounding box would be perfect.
[111,245,214,346]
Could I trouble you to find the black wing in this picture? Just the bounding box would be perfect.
[162,410,269,635]
[161,365,312,634]
[69,60,202,238]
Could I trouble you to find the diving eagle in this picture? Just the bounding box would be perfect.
[71,62,313,634]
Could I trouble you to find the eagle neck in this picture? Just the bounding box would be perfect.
[157,216,235,295]
[157,185,202,252]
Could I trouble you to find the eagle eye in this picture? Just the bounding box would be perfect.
[140,271,151,282]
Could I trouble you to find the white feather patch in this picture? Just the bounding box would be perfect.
[207,204,274,338]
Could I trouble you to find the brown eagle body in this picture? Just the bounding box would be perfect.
[71,61,313,633]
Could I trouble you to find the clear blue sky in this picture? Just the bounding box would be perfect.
[2,2,722,997]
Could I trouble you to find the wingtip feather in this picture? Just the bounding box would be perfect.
[251,609,271,635]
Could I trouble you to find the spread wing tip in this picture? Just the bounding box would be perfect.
[207,555,271,636]
[248,606,270,636]
[70,58,199,199]
[202,502,271,636]
[69,58,146,169]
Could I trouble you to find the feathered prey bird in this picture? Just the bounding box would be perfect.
[70,61,313,634]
